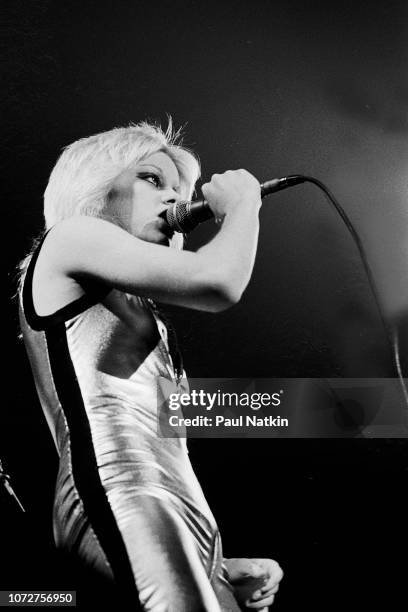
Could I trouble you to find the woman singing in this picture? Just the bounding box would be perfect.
[18,122,283,611]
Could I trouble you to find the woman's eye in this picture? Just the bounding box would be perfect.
[141,173,161,188]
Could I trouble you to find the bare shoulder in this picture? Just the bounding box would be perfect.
[31,218,125,316]
[30,220,100,317]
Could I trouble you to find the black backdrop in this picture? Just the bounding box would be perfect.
[2,1,408,609]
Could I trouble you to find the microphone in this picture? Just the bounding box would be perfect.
[164,175,305,233]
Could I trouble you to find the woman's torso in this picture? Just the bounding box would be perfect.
[18,233,218,545]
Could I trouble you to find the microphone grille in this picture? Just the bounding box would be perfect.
[166,201,192,233]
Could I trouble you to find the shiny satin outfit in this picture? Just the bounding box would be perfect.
[19,235,240,611]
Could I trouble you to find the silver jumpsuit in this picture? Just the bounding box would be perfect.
[19,232,240,612]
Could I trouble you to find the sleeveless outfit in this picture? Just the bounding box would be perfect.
[19,233,240,612]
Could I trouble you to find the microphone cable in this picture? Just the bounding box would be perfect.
[166,173,407,408]
[282,175,408,409]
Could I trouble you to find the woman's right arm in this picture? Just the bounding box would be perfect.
[45,169,262,313]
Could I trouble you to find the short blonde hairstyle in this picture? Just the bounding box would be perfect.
[43,120,200,228]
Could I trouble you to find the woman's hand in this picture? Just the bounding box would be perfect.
[224,557,283,610]
[201,169,261,221]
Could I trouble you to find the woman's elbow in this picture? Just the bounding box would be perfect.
[204,281,243,313]
[192,266,245,312]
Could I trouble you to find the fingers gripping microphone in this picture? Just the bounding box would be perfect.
[164,175,305,233]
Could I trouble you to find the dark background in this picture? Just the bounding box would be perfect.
[1,1,408,609]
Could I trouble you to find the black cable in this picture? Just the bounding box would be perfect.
[288,174,408,409]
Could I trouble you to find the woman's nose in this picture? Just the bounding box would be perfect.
[162,189,179,205]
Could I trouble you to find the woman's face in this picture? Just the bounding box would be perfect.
[109,151,182,246]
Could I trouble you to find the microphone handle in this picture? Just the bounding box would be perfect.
[188,200,214,222]
[166,175,304,232]
[195,175,304,215]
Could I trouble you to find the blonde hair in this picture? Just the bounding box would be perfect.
[16,120,200,292]
[43,120,200,228]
